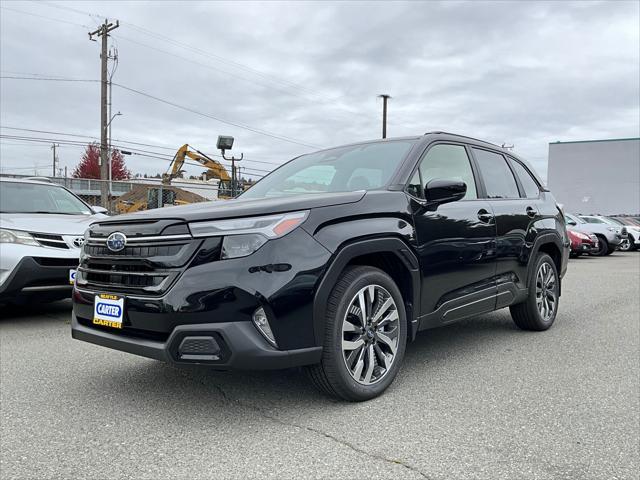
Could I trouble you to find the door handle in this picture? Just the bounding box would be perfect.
[526,206,537,218]
[477,209,493,223]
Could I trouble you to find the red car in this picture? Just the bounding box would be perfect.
[568,229,599,257]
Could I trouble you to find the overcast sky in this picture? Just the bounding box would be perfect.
[1,0,639,181]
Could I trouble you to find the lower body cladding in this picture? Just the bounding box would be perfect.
[70,228,329,369]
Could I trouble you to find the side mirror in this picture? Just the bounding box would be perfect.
[91,206,109,215]
[425,179,466,205]
[566,220,576,226]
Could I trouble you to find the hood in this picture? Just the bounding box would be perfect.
[0,213,107,235]
[99,191,366,225]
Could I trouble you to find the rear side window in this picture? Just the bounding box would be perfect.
[472,148,519,199]
[417,144,477,200]
[508,158,540,198]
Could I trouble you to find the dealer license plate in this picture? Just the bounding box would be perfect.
[93,294,124,329]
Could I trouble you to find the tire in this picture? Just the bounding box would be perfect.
[510,253,559,331]
[306,266,407,401]
[592,235,609,256]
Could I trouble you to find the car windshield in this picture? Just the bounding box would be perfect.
[0,181,92,215]
[605,217,625,226]
[565,213,585,225]
[582,216,606,224]
[240,140,416,199]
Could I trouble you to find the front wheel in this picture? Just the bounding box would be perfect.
[592,236,609,256]
[510,253,559,331]
[306,266,407,401]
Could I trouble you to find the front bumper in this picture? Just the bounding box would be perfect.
[71,314,321,369]
[0,254,79,302]
[71,228,330,369]
[571,241,598,254]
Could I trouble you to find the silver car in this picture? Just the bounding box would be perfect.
[0,177,107,304]
[564,213,622,256]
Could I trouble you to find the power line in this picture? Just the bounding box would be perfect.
[0,74,321,148]
[112,83,321,149]
[0,75,100,82]
[0,134,270,177]
[38,1,328,101]
[0,126,285,168]
[0,5,89,28]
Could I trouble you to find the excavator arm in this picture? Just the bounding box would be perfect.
[163,144,231,184]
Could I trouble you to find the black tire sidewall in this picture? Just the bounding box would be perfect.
[324,267,407,401]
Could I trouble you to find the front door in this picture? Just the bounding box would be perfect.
[409,143,497,329]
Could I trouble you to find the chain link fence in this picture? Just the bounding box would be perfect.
[0,174,222,213]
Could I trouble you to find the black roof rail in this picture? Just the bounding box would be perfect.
[424,131,503,149]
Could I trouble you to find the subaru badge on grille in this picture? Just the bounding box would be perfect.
[106,232,127,252]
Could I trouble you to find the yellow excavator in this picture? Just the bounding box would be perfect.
[115,144,231,214]
[162,144,231,186]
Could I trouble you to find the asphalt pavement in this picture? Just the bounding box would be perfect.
[1,252,639,479]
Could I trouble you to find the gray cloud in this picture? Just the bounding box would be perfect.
[1,0,638,180]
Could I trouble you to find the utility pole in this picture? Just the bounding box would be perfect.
[378,94,391,139]
[51,143,59,177]
[89,19,119,208]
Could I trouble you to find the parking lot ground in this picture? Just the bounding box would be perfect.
[1,252,639,479]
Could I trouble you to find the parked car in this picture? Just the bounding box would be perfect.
[0,177,108,304]
[564,213,621,256]
[71,132,569,401]
[606,216,640,251]
[567,229,599,256]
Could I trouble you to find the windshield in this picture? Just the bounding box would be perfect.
[240,140,416,199]
[565,213,585,225]
[0,182,92,215]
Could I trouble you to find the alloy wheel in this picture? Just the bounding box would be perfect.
[341,284,399,385]
[535,262,557,322]
[619,238,631,251]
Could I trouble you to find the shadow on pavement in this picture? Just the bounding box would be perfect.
[72,310,523,411]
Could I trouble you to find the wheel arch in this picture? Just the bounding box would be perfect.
[529,232,565,295]
[313,237,421,346]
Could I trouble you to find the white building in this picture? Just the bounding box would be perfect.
[547,138,640,215]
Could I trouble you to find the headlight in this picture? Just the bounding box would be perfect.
[189,211,309,259]
[0,228,39,246]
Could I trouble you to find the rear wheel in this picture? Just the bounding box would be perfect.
[618,237,633,252]
[510,253,559,331]
[306,266,407,401]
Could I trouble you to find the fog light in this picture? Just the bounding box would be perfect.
[252,307,277,347]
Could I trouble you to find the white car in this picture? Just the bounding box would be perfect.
[581,215,640,252]
[0,177,107,305]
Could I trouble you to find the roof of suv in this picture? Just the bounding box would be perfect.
[0,176,60,186]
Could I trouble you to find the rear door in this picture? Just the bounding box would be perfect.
[470,148,542,304]
[409,143,498,328]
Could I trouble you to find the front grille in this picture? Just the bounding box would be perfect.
[32,233,69,249]
[75,222,203,296]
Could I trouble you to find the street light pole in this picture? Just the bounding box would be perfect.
[378,94,391,139]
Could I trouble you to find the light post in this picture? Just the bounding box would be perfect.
[217,135,243,197]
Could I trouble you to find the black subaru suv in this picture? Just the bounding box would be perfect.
[72,132,569,401]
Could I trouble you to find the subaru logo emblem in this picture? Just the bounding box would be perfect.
[106,232,127,252]
[72,237,85,248]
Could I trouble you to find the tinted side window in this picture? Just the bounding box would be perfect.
[418,144,477,200]
[508,158,540,198]
[472,148,519,199]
